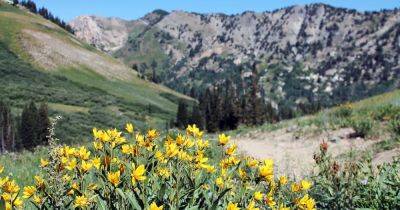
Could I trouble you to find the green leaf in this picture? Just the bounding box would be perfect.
[126,191,142,210]
[96,196,108,210]
[211,188,231,209]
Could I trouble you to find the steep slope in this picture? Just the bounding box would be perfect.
[0,3,191,143]
[71,4,400,111]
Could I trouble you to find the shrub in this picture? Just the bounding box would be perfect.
[0,124,316,209]
[349,116,374,138]
[311,142,400,209]
[373,104,400,122]
[332,103,353,118]
[389,115,400,138]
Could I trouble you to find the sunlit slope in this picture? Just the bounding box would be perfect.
[0,2,192,143]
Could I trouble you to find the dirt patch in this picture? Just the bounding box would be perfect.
[20,29,134,81]
[372,148,400,166]
[233,127,377,178]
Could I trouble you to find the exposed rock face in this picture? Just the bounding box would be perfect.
[70,4,400,108]
[69,15,130,52]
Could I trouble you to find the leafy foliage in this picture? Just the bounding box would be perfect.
[311,142,400,209]
[0,124,316,209]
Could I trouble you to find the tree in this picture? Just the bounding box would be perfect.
[176,101,188,128]
[20,101,38,150]
[190,105,205,130]
[0,101,4,153]
[0,101,15,152]
[13,0,19,6]
[37,103,50,145]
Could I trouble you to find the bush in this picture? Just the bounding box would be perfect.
[389,115,400,138]
[349,117,374,138]
[0,124,316,209]
[332,103,353,118]
[311,142,400,209]
[373,104,400,122]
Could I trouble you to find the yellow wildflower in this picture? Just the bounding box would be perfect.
[0,176,9,188]
[76,146,91,160]
[93,141,103,150]
[279,176,288,185]
[218,133,230,146]
[34,176,45,189]
[301,180,312,190]
[126,123,134,133]
[259,160,274,182]
[1,192,12,202]
[107,171,121,187]
[131,164,146,185]
[149,202,163,210]
[225,144,237,156]
[246,158,258,168]
[0,164,3,174]
[297,194,316,210]
[226,202,240,210]
[3,180,20,194]
[247,200,259,210]
[186,124,203,138]
[23,186,36,198]
[91,157,101,170]
[265,196,276,207]
[155,151,167,163]
[13,197,23,208]
[157,168,171,178]
[291,183,301,192]
[74,195,90,208]
[166,143,179,158]
[215,177,224,188]
[278,204,290,210]
[147,129,158,139]
[254,191,263,201]
[80,160,93,173]
[40,158,49,168]
[196,139,209,150]
[65,158,77,171]
[33,195,42,205]
[5,202,11,210]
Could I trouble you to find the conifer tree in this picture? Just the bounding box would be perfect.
[20,101,38,150]
[190,104,205,130]
[0,101,4,153]
[37,103,50,145]
[0,102,15,152]
[176,101,188,128]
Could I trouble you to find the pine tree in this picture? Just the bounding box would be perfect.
[0,101,4,153]
[190,105,205,130]
[37,103,50,145]
[176,101,188,128]
[0,102,15,152]
[13,0,19,6]
[20,101,38,150]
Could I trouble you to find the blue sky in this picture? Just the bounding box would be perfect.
[33,0,400,22]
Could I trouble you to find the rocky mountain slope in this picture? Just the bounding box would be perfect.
[0,2,191,143]
[70,4,400,111]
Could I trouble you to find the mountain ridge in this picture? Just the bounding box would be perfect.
[70,3,400,115]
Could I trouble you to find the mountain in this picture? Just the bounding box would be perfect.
[0,2,191,143]
[70,4,400,114]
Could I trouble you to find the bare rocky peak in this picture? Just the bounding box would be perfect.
[69,15,130,52]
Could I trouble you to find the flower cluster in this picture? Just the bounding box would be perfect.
[0,124,316,209]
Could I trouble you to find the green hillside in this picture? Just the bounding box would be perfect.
[0,2,192,144]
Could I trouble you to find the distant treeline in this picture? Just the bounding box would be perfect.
[0,101,50,153]
[175,63,279,132]
[12,0,74,34]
